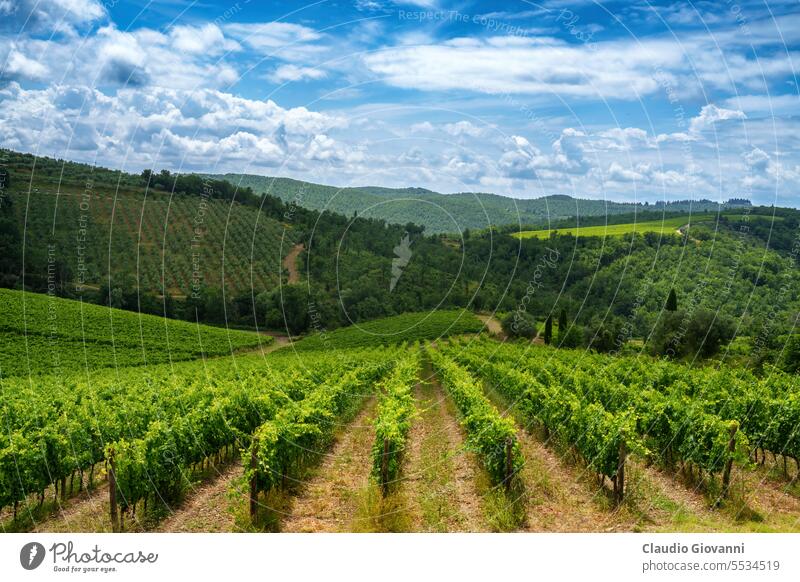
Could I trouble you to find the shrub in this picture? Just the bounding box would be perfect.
[501,310,538,339]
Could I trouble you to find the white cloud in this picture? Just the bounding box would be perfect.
[268,64,326,83]
[169,24,240,56]
[223,22,321,53]
[443,121,488,138]
[364,36,685,99]
[3,49,48,81]
[722,94,800,116]
[606,161,650,183]
[0,82,348,172]
[0,0,105,34]
[410,121,434,133]
[1,25,241,90]
[498,129,589,179]
[689,104,747,133]
[306,134,364,164]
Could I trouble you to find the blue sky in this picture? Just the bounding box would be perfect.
[1,0,798,206]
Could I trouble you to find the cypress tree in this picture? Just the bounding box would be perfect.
[544,315,553,345]
[558,308,567,332]
[666,288,678,311]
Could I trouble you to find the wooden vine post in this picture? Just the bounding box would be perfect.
[614,441,627,504]
[380,438,389,494]
[249,438,259,521]
[505,438,514,490]
[721,423,738,497]
[108,451,118,533]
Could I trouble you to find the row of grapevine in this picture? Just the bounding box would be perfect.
[0,288,269,376]
[427,349,522,487]
[0,350,349,521]
[447,346,638,500]
[446,338,748,494]
[371,346,420,492]
[245,354,392,519]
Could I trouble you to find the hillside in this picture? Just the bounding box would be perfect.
[1,150,295,301]
[0,288,268,376]
[209,173,750,234]
[2,148,800,361]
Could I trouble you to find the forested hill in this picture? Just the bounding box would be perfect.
[2,148,800,370]
[209,172,750,234]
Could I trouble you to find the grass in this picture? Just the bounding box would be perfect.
[0,288,268,376]
[512,213,783,240]
[413,375,470,531]
[512,216,707,239]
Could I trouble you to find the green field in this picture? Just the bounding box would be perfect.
[512,216,706,239]
[512,213,787,240]
[0,288,269,376]
[292,309,483,350]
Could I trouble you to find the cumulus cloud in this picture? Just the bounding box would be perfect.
[2,48,48,82]
[169,24,240,56]
[443,121,489,138]
[0,0,105,34]
[498,129,589,179]
[0,82,348,172]
[605,161,650,182]
[689,104,747,133]
[0,25,241,90]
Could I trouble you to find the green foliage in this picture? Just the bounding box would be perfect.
[544,315,553,345]
[213,172,734,235]
[246,354,391,498]
[0,349,345,513]
[558,324,583,349]
[0,288,268,376]
[666,288,678,311]
[294,310,483,350]
[781,335,800,374]
[650,308,735,359]
[372,349,420,490]
[429,349,522,486]
[585,317,623,353]
[501,310,538,339]
[446,337,763,479]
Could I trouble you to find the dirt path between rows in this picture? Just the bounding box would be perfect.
[476,314,504,339]
[32,481,111,533]
[281,397,378,532]
[283,243,304,284]
[157,462,243,532]
[402,366,487,532]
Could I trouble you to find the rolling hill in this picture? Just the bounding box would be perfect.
[0,288,268,376]
[208,172,751,234]
[2,148,799,357]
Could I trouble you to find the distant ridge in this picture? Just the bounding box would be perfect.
[207,173,749,234]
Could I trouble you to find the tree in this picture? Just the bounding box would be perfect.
[559,325,583,348]
[650,308,734,359]
[0,177,22,288]
[501,311,537,339]
[782,335,800,373]
[557,308,568,345]
[544,315,553,345]
[666,288,678,311]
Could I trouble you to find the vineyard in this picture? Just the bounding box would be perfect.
[4,319,800,533]
[5,175,294,297]
[0,289,269,376]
